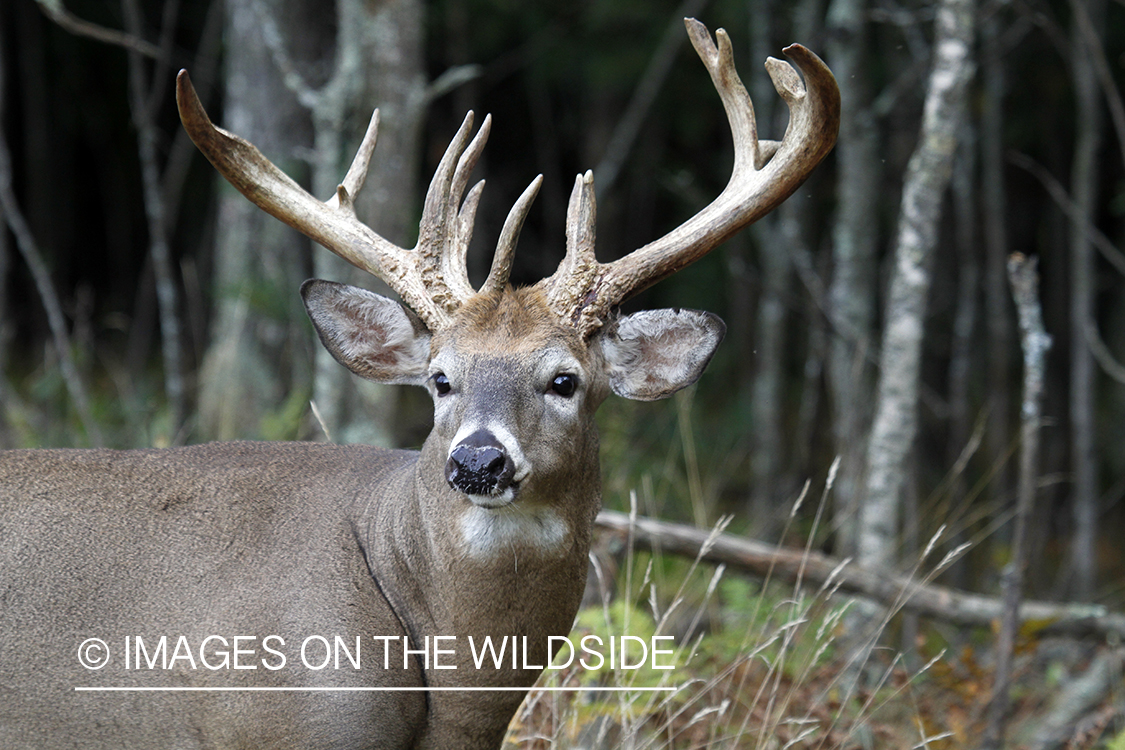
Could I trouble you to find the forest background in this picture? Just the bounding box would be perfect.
[1,0,1124,746]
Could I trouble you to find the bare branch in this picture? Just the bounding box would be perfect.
[1085,320,1125,385]
[592,0,714,198]
[1010,154,1125,279]
[34,0,163,60]
[594,510,1125,641]
[425,64,484,104]
[1025,649,1125,750]
[247,0,320,109]
[1008,149,1125,385]
[0,127,103,445]
[122,0,186,433]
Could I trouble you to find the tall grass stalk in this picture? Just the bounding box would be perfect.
[505,391,970,749]
[504,494,969,748]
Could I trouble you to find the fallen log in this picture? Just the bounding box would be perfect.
[594,509,1125,642]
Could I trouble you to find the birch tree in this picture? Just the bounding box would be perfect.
[858,0,976,571]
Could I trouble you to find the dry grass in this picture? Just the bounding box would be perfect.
[503,468,969,750]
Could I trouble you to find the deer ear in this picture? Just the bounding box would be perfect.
[597,309,726,401]
[301,279,432,385]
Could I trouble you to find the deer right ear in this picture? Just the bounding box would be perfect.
[301,279,432,385]
[597,309,726,401]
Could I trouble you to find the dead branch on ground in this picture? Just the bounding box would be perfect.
[594,509,1125,641]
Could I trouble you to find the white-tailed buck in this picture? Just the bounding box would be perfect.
[0,18,837,750]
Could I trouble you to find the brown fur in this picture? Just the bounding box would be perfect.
[436,287,579,354]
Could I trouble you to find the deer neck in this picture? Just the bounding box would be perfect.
[361,431,600,678]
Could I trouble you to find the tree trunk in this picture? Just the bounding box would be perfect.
[982,255,1051,750]
[310,0,425,447]
[0,21,9,446]
[858,0,975,571]
[122,0,186,436]
[981,12,1014,546]
[0,223,8,447]
[1066,0,1105,602]
[196,0,317,441]
[945,131,980,589]
[200,0,424,446]
[746,0,786,537]
[948,134,978,492]
[824,0,879,558]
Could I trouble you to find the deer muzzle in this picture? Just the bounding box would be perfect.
[445,429,518,503]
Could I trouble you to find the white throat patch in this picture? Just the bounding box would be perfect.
[459,504,569,559]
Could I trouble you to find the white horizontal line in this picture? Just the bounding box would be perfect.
[74,686,676,693]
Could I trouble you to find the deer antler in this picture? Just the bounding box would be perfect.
[178,17,837,338]
[175,71,539,332]
[534,18,841,337]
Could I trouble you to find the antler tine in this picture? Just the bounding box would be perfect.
[441,116,492,305]
[448,179,485,296]
[336,107,381,206]
[535,18,840,337]
[542,172,598,323]
[481,174,544,296]
[415,111,496,316]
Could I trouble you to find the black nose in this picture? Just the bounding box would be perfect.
[445,430,516,496]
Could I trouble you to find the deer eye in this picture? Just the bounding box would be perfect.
[550,374,578,398]
[432,372,452,396]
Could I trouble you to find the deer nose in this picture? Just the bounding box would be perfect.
[445,430,517,497]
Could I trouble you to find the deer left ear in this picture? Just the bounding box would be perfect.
[301,279,432,385]
[597,309,726,401]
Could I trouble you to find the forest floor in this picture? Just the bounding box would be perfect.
[503,534,1125,750]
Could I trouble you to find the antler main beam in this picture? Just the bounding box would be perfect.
[536,18,841,336]
[175,71,538,332]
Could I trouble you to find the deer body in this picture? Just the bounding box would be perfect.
[0,19,838,750]
[1,442,425,748]
[0,287,717,748]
